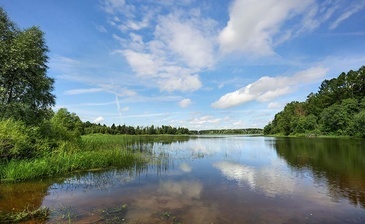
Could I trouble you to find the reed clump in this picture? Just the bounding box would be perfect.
[0,134,146,182]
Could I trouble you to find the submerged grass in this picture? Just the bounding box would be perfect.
[0,206,49,223]
[0,134,146,182]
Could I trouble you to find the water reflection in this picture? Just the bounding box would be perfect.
[159,180,203,199]
[0,180,55,212]
[274,137,365,208]
[213,160,296,197]
[179,162,192,173]
[1,136,365,223]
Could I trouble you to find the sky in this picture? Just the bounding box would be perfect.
[1,0,365,130]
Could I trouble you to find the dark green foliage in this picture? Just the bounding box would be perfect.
[0,108,83,159]
[197,128,263,135]
[0,119,32,159]
[83,123,191,135]
[274,137,365,207]
[352,111,365,138]
[50,108,84,141]
[265,66,365,137]
[0,7,55,125]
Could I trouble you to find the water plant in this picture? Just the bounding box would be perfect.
[0,134,146,182]
[0,206,49,223]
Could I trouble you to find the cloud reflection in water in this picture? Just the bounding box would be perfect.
[159,180,203,199]
[179,162,192,173]
[214,161,295,197]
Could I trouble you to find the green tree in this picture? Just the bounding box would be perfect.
[352,111,365,138]
[320,104,347,134]
[0,7,55,125]
[49,108,83,141]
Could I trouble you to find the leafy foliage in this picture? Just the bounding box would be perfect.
[83,122,191,135]
[264,66,365,137]
[0,119,31,159]
[197,128,262,135]
[0,108,83,160]
[0,7,55,125]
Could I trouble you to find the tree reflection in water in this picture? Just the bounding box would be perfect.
[273,137,365,208]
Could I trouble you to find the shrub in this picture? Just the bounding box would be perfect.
[0,119,33,159]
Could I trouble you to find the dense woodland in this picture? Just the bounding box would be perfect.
[264,66,365,137]
[82,123,262,135]
[195,128,262,135]
[83,122,190,135]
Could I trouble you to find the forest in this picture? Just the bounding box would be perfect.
[264,66,365,137]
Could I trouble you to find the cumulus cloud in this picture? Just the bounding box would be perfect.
[160,75,202,92]
[218,0,314,55]
[211,66,328,109]
[155,13,216,69]
[217,0,360,55]
[103,2,217,92]
[93,116,105,123]
[179,98,192,108]
[190,115,222,126]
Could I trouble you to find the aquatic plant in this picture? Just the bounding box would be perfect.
[0,135,146,182]
[0,206,49,223]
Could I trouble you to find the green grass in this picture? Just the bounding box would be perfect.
[0,134,146,182]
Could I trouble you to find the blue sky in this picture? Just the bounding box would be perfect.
[1,0,365,130]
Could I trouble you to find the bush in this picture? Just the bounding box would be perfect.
[0,119,33,159]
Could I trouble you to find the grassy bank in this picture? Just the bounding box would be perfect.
[0,134,146,182]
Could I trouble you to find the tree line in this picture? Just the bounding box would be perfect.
[264,66,365,137]
[83,122,190,135]
[196,128,262,135]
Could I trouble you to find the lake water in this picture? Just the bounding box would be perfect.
[1,136,365,223]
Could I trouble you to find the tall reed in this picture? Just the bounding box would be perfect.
[0,134,146,182]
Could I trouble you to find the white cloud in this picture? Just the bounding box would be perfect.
[155,12,216,69]
[159,75,202,92]
[218,0,314,55]
[93,116,105,123]
[121,50,159,77]
[101,0,128,15]
[329,2,365,30]
[190,115,221,126]
[233,121,244,127]
[104,1,217,93]
[217,0,362,55]
[268,102,282,109]
[179,98,192,108]
[64,88,104,95]
[211,66,328,109]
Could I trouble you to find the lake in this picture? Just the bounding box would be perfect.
[1,136,365,223]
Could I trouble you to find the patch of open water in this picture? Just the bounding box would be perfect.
[1,136,365,223]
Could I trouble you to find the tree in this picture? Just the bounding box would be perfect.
[0,7,55,125]
[47,108,83,142]
[352,111,365,138]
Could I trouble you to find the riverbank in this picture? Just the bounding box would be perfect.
[0,134,146,183]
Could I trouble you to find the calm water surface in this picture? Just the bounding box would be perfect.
[1,136,365,223]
